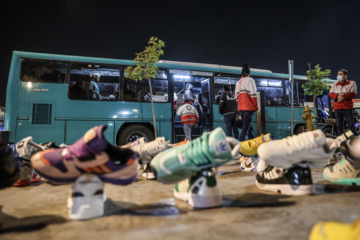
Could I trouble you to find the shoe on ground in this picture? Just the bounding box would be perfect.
[151,127,241,184]
[239,133,272,157]
[324,137,360,185]
[0,140,20,189]
[255,162,315,196]
[120,137,145,148]
[309,219,360,240]
[31,125,139,185]
[258,130,336,169]
[335,129,355,148]
[13,171,42,187]
[131,137,168,164]
[67,174,106,220]
[240,157,268,172]
[142,163,156,180]
[174,168,222,209]
[11,137,45,187]
[323,156,360,185]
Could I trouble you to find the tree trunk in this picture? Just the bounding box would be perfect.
[147,78,157,138]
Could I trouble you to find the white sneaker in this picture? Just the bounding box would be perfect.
[257,130,337,169]
[174,169,222,209]
[67,174,105,220]
[120,137,145,148]
[142,163,156,180]
[10,137,46,186]
[131,137,168,164]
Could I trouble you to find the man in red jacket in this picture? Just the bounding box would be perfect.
[235,64,258,141]
[329,69,357,136]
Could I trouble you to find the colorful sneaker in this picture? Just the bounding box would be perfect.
[11,137,45,187]
[257,130,336,169]
[151,127,241,184]
[255,162,315,195]
[67,174,105,220]
[323,156,360,185]
[323,138,360,186]
[142,163,156,180]
[309,219,360,240]
[326,152,343,168]
[131,137,168,164]
[239,133,272,157]
[174,168,222,209]
[0,140,19,189]
[31,125,139,185]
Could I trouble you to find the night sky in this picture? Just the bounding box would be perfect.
[2,0,360,107]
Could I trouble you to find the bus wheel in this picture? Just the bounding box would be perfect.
[294,124,306,135]
[117,124,155,145]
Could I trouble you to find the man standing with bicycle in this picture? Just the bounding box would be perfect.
[329,69,357,136]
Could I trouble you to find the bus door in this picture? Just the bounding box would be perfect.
[170,70,213,143]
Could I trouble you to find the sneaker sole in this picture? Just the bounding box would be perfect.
[174,190,222,209]
[255,179,315,196]
[323,174,360,186]
[142,172,156,180]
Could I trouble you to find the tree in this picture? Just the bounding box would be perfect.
[301,64,331,117]
[302,64,331,98]
[125,37,165,138]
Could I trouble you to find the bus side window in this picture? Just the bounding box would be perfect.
[255,78,284,107]
[20,59,66,83]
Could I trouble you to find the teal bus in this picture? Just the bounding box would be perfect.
[4,51,335,145]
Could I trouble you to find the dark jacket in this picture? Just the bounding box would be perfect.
[219,91,237,115]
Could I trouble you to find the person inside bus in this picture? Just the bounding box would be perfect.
[215,90,222,104]
[329,69,357,136]
[219,84,239,139]
[89,73,101,100]
[176,98,199,141]
[235,64,258,141]
[69,79,88,100]
[184,83,195,104]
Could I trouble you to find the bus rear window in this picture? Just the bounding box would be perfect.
[20,59,66,83]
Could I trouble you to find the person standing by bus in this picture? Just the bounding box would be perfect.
[177,99,199,141]
[89,73,101,100]
[235,64,258,141]
[219,84,239,139]
[329,69,357,136]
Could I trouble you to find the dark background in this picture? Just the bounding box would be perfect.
[2,0,360,107]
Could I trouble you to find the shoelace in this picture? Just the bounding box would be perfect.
[284,132,321,155]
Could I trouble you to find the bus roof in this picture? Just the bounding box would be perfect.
[12,51,336,82]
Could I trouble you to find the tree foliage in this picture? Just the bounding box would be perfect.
[301,64,331,96]
[125,37,165,81]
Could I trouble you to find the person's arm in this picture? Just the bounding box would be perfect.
[249,78,258,110]
[342,81,357,100]
[329,83,338,101]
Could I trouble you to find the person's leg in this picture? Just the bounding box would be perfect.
[183,124,192,141]
[344,109,356,135]
[335,109,344,136]
[239,111,253,141]
[224,114,233,137]
[230,113,239,139]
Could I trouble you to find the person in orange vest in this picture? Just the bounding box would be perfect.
[329,69,357,135]
[235,64,258,141]
[176,99,199,141]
